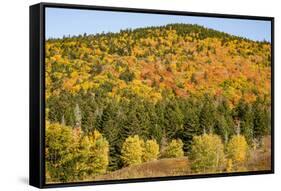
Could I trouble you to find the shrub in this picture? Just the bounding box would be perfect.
[190,134,225,173]
[226,135,248,168]
[143,139,160,162]
[163,139,184,158]
[121,135,144,166]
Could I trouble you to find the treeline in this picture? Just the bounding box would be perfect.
[48,23,270,44]
[47,93,271,172]
[46,120,270,182]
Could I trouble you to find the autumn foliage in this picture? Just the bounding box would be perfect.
[226,135,248,170]
[143,139,160,162]
[46,122,109,182]
[190,134,225,173]
[45,23,272,182]
[121,135,144,166]
[163,139,184,158]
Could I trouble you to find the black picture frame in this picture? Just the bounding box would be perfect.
[30,2,275,189]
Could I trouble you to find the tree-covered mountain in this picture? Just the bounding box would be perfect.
[45,24,271,183]
[46,23,271,105]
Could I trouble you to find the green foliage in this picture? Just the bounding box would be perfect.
[253,97,271,139]
[119,68,135,83]
[190,134,225,173]
[97,101,123,170]
[233,99,254,143]
[180,103,200,153]
[163,139,184,158]
[214,99,235,143]
[45,23,271,181]
[199,98,216,134]
[163,100,184,139]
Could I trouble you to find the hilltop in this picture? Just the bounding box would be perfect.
[46,23,271,105]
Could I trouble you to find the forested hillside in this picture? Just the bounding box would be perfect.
[45,24,271,183]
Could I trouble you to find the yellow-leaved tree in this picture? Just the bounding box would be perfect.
[226,135,248,170]
[45,122,77,182]
[163,139,184,158]
[143,139,160,162]
[121,135,144,166]
[190,134,225,173]
[78,130,109,178]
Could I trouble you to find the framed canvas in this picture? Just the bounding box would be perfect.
[29,2,274,188]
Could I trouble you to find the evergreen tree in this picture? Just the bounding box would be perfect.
[214,98,234,143]
[179,103,200,154]
[199,97,216,134]
[100,101,123,170]
[163,99,184,139]
[233,99,254,143]
[253,97,270,139]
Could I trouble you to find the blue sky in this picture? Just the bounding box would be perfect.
[46,8,271,42]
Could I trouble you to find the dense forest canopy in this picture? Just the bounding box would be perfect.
[46,23,271,104]
[45,23,271,183]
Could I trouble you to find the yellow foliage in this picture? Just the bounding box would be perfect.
[226,135,248,166]
[53,54,61,61]
[79,130,109,176]
[190,134,225,173]
[70,71,79,78]
[163,139,184,158]
[45,23,271,105]
[121,135,144,166]
[143,139,160,162]
[45,122,77,182]
[46,124,109,182]
[226,159,233,172]
[81,81,91,91]
[170,63,177,72]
